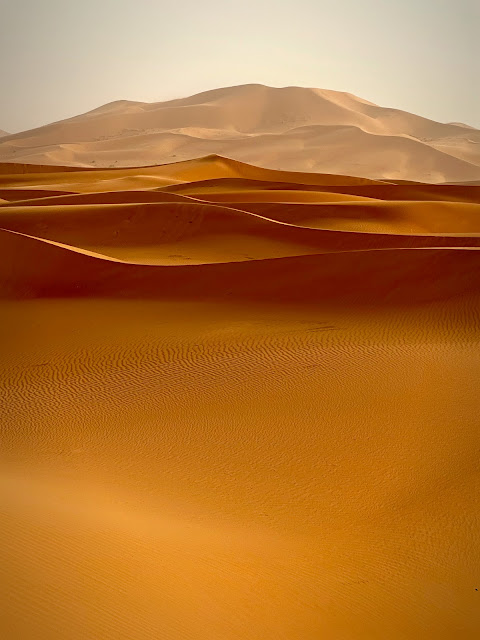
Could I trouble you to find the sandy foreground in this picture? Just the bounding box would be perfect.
[1,155,480,639]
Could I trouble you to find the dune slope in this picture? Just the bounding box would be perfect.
[1,84,479,182]
[1,158,480,640]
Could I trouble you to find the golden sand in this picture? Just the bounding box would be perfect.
[1,156,480,639]
[1,85,479,183]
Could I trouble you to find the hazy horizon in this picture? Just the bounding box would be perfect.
[1,0,478,133]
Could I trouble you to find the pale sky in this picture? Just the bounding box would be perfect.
[0,0,478,133]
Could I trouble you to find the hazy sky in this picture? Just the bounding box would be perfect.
[1,0,478,133]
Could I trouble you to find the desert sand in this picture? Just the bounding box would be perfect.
[1,84,479,183]
[1,155,480,639]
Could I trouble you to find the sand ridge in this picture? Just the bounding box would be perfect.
[1,85,479,182]
[1,156,480,639]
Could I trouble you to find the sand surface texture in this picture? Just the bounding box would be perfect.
[1,156,480,639]
[1,84,479,183]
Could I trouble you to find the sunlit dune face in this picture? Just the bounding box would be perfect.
[1,84,479,183]
[1,156,480,639]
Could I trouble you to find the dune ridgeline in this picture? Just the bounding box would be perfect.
[1,84,479,183]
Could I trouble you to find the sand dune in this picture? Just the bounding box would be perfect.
[1,214,479,268]
[1,200,480,266]
[1,226,479,301]
[0,155,386,186]
[2,157,480,639]
[1,84,479,182]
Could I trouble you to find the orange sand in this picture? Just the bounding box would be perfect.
[1,156,480,639]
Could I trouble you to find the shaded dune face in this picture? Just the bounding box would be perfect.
[0,84,479,182]
[1,156,480,639]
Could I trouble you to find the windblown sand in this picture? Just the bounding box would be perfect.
[1,156,480,639]
[1,84,479,183]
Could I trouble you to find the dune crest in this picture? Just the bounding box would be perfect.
[1,84,479,182]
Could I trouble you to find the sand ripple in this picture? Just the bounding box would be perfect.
[1,156,480,639]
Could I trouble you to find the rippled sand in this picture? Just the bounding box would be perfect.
[1,156,480,639]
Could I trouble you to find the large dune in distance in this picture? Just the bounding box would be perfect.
[1,156,480,639]
[1,84,479,182]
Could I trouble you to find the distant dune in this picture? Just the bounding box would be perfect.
[1,156,480,639]
[0,84,479,182]
[448,122,477,129]
[0,129,9,137]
